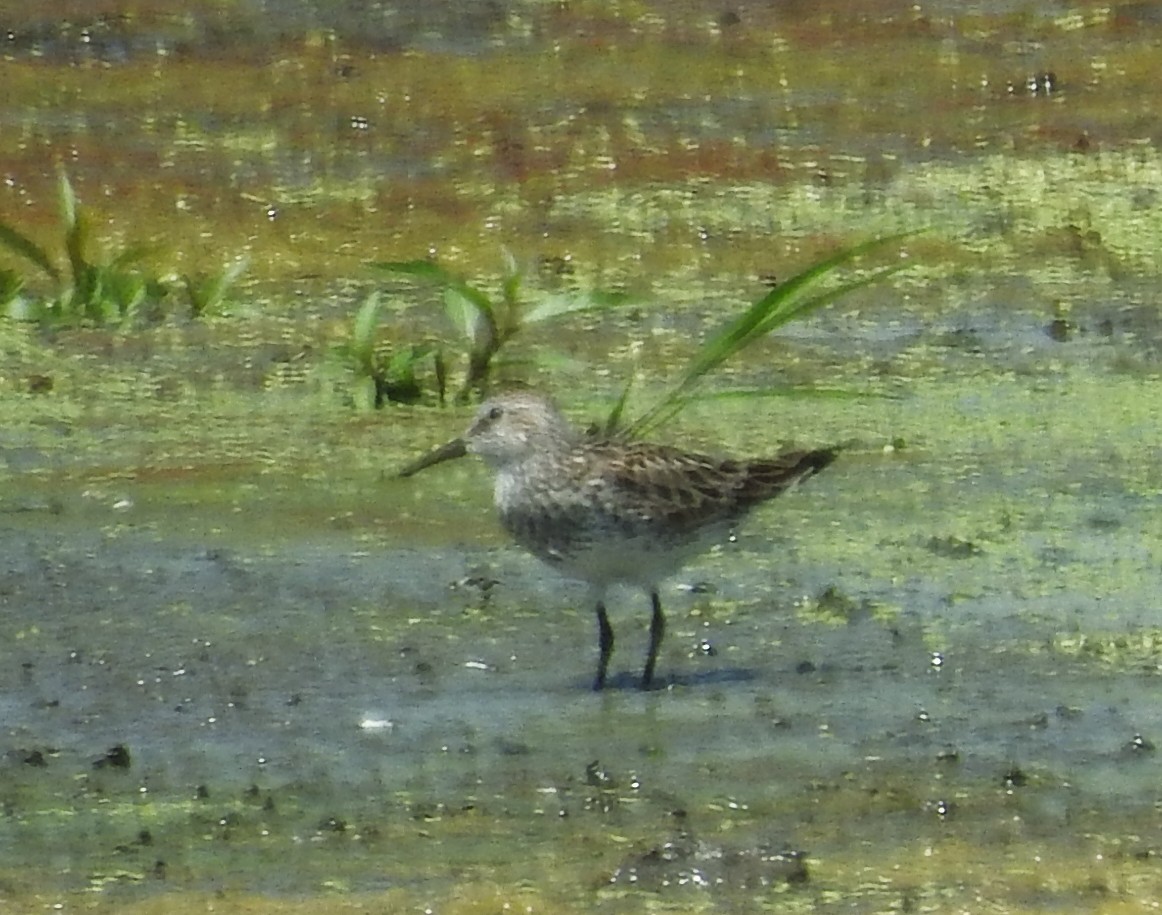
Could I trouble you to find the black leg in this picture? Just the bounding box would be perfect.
[641,590,665,690]
[594,602,614,691]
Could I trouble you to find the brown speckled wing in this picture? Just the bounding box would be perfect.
[589,442,838,534]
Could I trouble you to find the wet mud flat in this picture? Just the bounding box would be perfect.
[3,0,1162,909]
[2,348,1162,913]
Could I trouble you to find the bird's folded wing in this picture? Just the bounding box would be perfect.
[591,442,742,530]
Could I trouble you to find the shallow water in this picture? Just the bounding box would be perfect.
[4,325,1162,911]
[3,0,1162,912]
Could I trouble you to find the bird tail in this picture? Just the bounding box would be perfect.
[795,446,841,478]
[742,445,841,503]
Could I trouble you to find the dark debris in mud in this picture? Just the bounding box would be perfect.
[609,830,809,893]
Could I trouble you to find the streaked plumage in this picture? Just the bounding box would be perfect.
[400,390,839,690]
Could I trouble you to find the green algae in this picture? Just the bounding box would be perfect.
[3,0,1162,912]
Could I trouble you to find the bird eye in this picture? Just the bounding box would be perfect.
[487,406,503,421]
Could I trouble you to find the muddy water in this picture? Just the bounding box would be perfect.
[3,1,1162,913]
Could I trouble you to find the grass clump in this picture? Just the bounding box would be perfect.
[367,233,915,419]
[181,257,249,319]
[335,292,447,411]
[0,171,245,326]
[371,249,633,403]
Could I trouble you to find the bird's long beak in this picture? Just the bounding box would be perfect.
[398,437,468,478]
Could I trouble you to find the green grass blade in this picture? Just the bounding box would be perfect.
[629,393,692,437]
[759,261,914,334]
[57,169,78,232]
[500,247,519,281]
[0,268,23,300]
[0,223,60,281]
[386,343,435,384]
[351,292,382,370]
[445,277,495,318]
[523,289,635,324]
[681,231,916,389]
[498,265,524,342]
[184,257,249,317]
[601,372,635,437]
[64,205,93,294]
[371,258,456,283]
[625,231,918,436]
[500,248,523,306]
[443,285,497,347]
[84,269,109,322]
[109,271,147,323]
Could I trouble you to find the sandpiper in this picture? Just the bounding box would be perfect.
[400,391,840,690]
